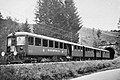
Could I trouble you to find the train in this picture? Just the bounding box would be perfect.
[1,32,112,63]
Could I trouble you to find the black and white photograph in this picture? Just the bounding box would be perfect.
[0,0,120,80]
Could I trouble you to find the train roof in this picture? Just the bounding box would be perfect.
[8,32,83,46]
[83,45,109,52]
[8,32,109,52]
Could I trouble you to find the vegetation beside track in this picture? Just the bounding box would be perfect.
[0,58,119,80]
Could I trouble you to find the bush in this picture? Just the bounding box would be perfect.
[0,66,18,80]
[0,60,114,80]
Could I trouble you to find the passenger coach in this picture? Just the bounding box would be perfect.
[4,32,110,62]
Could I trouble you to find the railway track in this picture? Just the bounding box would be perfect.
[0,58,111,66]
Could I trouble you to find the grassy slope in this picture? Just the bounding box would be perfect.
[79,27,118,46]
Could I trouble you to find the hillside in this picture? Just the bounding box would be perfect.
[78,27,118,47]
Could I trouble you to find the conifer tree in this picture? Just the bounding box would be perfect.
[0,12,3,19]
[22,19,31,32]
[34,0,82,43]
[63,0,82,42]
[0,16,19,51]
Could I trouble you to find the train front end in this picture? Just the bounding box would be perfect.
[6,32,26,63]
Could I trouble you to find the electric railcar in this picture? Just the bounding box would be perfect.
[3,32,110,63]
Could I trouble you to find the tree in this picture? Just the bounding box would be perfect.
[92,40,98,48]
[34,0,82,43]
[97,29,101,39]
[0,16,19,51]
[118,18,120,29]
[0,12,3,19]
[92,28,102,48]
[92,28,98,47]
[0,13,20,52]
[116,18,120,54]
[0,12,5,52]
[22,19,31,32]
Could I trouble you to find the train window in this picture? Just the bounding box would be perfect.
[55,41,58,48]
[35,38,41,46]
[17,36,25,45]
[28,37,34,45]
[89,49,91,51]
[64,43,67,49]
[97,50,100,53]
[74,45,77,49]
[78,46,80,49]
[7,38,12,46]
[87,48,89,51]
[80,47,83,50]
[43,39,48,47]
[76,46,78,49]
[90,49,92,51]
[96,50,98,53]
[49,40,53,47]
[86,48,88,51]
[60,42,63,49]
[88,48,90,51]
[76,46,78,50]
[11,37,16,45]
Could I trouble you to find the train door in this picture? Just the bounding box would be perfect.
[67,44,72,57]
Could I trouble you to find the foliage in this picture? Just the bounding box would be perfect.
[92,29,102,47]
[0,12,3,19]
[0,14,19,52]
[92,28,98,48]
[0,60,115,80]
[92,40,98,48]
[22,19,31,32]
[97,29,102,39]
[111,30,120,32]
[115,18,120,54]
[100,40,107,46]
[34,0,82,43]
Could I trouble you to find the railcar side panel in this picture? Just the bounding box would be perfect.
[47,48,67,56]
[96,50,101,58]
[72,50,83,57]
[27,45,67,56]
[72,46,83,57]
[84,49,94,57]
[103,52,110,58]
[85,51,94,57]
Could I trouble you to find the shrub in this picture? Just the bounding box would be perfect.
[0,60,114,80]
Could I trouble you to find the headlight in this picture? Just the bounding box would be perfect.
[1,52,5,56]
[13,51,17,56]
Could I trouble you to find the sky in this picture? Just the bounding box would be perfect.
[0,0,120,31]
